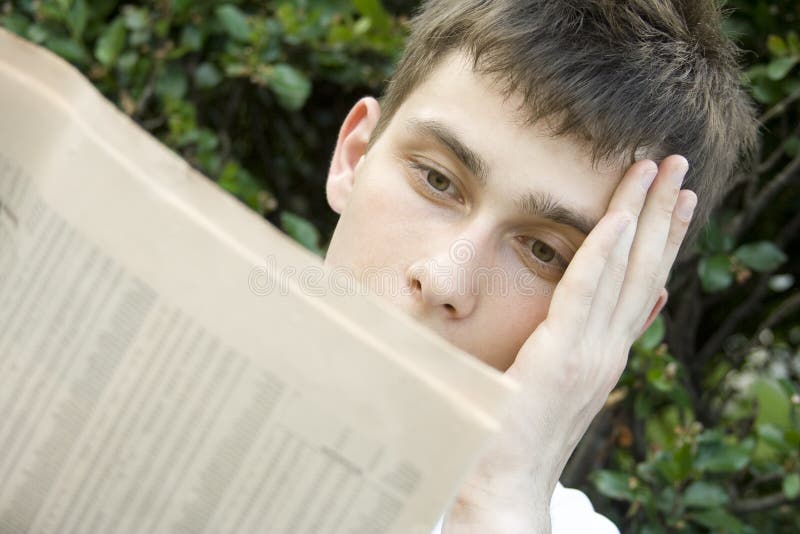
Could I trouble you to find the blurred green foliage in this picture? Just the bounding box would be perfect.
[2,0,799,532]
[2,0,407,252]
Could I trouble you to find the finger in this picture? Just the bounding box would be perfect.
[646,189,696,311]
[585,160,657,337]
[546,213,631,332]
[613,155,689,328]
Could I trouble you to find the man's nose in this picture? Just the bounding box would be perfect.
[406,238,483,319]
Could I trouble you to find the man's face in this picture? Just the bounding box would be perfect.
[324,53,624,371]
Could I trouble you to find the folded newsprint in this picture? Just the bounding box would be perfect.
[0,29,517,534]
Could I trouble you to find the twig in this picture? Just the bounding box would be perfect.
[726,290,800,368]
[757,121,800,175]
[758,87,800,124]
[729,152,800,238]
[732,493,799,514]
[744,471,786,494]
[669,275,702,364]
[758,290,800,331]
[693,274,772,368]
[775,209,800,249]
[220,82,245,135]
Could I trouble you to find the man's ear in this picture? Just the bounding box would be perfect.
[638,288,668,337]
[326,97,381,214]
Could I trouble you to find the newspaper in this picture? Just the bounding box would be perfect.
[0,28,517,534]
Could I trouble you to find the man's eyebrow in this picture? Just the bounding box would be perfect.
[405,118,596,235]
[517,192,598,236]
[405,118,489,185]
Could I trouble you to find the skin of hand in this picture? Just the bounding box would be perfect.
[443,155,696,533]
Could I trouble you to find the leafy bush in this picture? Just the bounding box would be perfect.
[2,0,407,252]
[3,1,798,531]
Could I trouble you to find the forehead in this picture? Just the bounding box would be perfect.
[383,52,625,226]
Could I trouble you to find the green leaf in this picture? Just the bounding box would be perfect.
[180,25,203,51]
[636,314,665,351]
[94,17,127,67]
[734,241,787,272]
[267,64,312,111]
[67,0,89,38]
[353,0,391,31]
[122,6,149,31]
[751,81,782,104]
[280,212,322,254]
[26,24,48,44]
[700,218,735,253]
[744,64,769,83]
[353,17,372,36]
[698,254,733,293]
[654,444,693,483]
[45,35,87,63]
[766,35,787,56]
[769,273,794,292]
[783,473,800,500]
[116,50,139,72]
[756,423,789,452]
[591,470,638,501]
[752,378,792,430]
[194,63,222,89]
[695,441,750,473]
[785,428,800,448]
[646,367,673,393]
[215,4,252,42]
[2,13,30,36]
[767,56,798,80]
[155,63,188,100]
[683,481,729,508]
[691,508,744,533]
[218,162,274,215]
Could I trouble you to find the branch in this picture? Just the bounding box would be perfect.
[757,121,800,175]
[693,273,772,367]
[758,290,800,331]
[727,290,800,368]
[775,208,800,249]
[758,87,800,124]
[731,492,799,514]
[730,152,800,238]
[669,275,703,363]
[744,472,786,494]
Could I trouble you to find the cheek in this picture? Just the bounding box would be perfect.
[327,165,426,268]
[473,288,553,370]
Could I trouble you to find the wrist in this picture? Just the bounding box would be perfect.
[444,490,550,534]
[444,474,553,534]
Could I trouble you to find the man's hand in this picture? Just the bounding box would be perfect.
[444,155,696,533]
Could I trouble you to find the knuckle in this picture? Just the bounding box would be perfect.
[658,199,676,217]
[564,275,595,303]
[610,259,629,284]
[667,232,685,250]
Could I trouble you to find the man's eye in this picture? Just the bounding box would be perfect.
[426,170,451,191]
[530,240,556,263]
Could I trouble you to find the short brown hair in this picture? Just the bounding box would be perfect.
[372,0,758,240]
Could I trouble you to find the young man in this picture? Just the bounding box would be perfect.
[323,1,756,532]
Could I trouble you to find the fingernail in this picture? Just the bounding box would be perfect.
[641,162,658,189]
[673,157,690,185]
[677,195,696,221]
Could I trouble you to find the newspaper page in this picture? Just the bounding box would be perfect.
[0,29,517,534]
